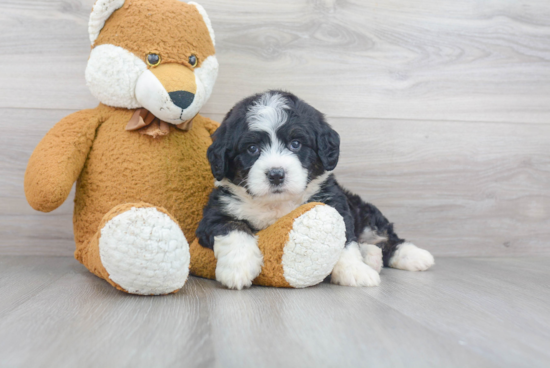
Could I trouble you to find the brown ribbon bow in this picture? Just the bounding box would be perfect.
[125,109,195,138]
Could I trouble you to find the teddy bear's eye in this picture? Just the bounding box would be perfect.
[146,53,161,67]
[189,54,198,67]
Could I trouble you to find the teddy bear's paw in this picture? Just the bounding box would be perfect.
[331,242,381,287]
[359,243,383,273]
[99,207,190,295]
[281,205,346,288]
[389,242,435,272]
[214,231,264,290]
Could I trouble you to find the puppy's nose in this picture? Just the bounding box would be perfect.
[168,91,195,110]
[267,168,285,186]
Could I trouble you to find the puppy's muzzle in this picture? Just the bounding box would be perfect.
[267,168,285,186]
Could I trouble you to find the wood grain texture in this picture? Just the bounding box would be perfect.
[1,256,550,367]
[2,108,548,256]
[0,0,549,123]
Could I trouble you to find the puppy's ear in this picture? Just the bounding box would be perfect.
[207,128,228,181]
[316,119,340,171]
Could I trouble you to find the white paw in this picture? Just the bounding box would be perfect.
[331,242,381,287]
[359,243,383,273]
[389,242,435,271]
[99,207,190,295]
[214,231,264,290]
[282,205,346,288]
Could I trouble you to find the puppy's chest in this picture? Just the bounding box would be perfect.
[224,198,303,231]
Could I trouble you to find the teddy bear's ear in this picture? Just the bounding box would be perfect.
[188,2,216,46]
[89,0,126,46]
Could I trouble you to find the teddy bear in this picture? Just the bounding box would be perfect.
[24,0,346,295]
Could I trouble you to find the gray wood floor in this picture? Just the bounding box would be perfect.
[1,256,549,368]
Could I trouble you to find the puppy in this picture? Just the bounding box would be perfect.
[197,90,434,289]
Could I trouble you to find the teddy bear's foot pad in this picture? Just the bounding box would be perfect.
[99,206,190,295]
[281,205,346,288]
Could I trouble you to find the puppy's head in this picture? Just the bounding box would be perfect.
[208,90,340,198]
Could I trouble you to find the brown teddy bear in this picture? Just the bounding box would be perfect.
[24,0,346,295]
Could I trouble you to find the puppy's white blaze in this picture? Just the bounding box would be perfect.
[217,172,330,231]
[247,146,307,197]
[213,231,263,290]
[331,242,381,287]
[247,92,289,137]
[86,44,147,109]
[359,243,383,273]
[389,242,435,272]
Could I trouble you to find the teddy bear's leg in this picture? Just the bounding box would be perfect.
[77,203,190,295]
[190,202,346,288]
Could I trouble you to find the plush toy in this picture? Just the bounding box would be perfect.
[24,0,346,295]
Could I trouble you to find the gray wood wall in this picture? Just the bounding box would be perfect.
[1,0,549,257]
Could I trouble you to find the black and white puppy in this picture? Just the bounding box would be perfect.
[197,90,434,289]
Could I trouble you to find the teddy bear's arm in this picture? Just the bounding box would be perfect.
[24,108,104,212]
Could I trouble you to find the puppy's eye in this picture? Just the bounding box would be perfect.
[289,140,302,152]
[189,54,198,67]
[146,53,161,67]
[247,145,259,155]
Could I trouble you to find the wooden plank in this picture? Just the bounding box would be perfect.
[0,256,498,368]
[0,256,75,318]
[1,0,550,123]
[332,116,550,257]
[366,258,550,367]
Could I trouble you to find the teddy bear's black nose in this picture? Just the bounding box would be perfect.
[169,91,195,110]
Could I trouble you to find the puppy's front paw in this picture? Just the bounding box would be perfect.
[213,231,264,290]
[331,242,381,287]
[359,243,383,273]
[389,242,434,271]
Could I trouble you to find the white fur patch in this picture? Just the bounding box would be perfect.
[188,2,216,46]
[89,0,125,45]
[247,146,308,198]
[188,55,219,119]
[85,44,147,109]
[282,205,346,288]
[331,242,381,287]
[98,207,190,295]
[134,55,218,124]
[389,242,435,271]
[247,92,289,136]
[359,243,382,273]
[217,172,330,231]
[214,231,263,290]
